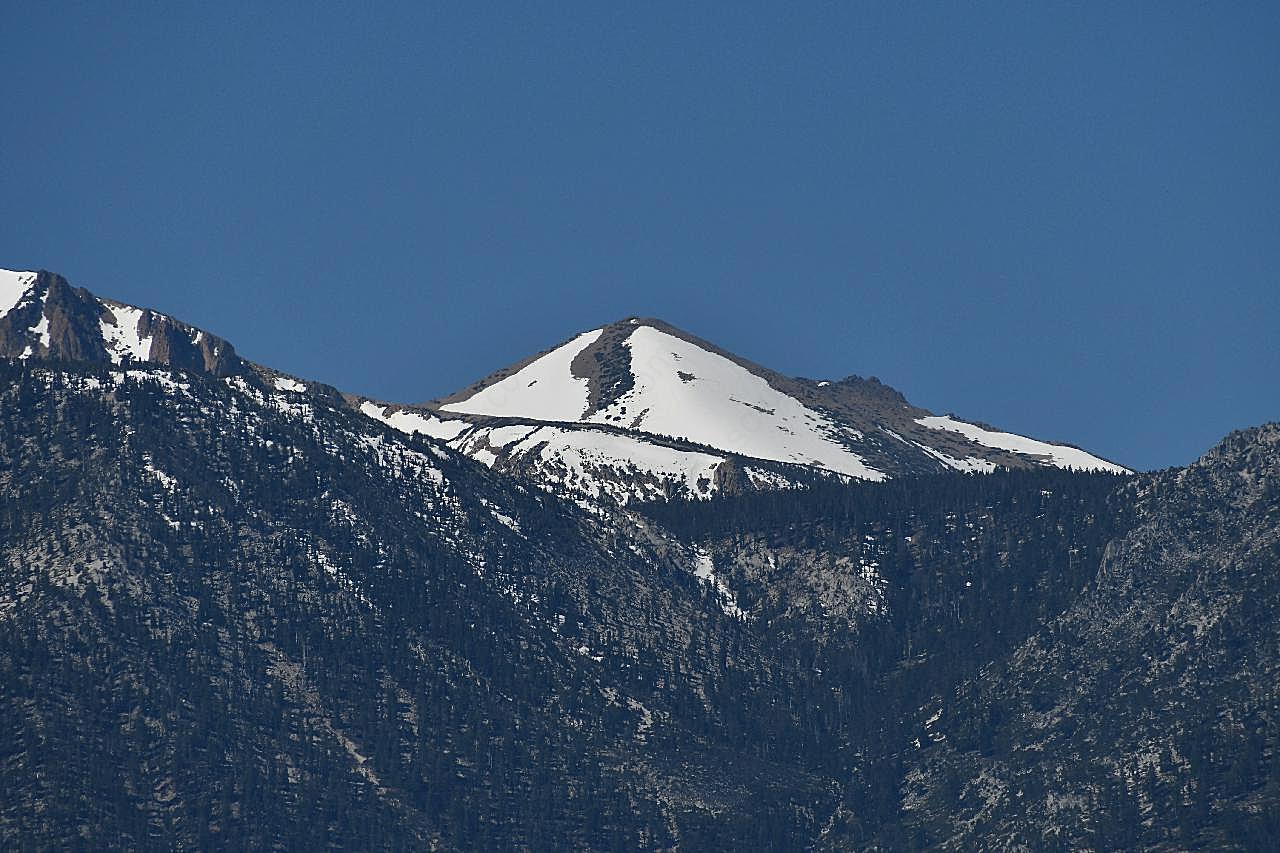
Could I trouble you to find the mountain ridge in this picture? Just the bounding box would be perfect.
[1,268,1129,506]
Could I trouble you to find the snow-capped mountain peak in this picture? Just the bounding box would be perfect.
[392,316,1128,500]
[437,319,885,480]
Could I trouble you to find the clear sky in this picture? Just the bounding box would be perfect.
[3,3,1277,471]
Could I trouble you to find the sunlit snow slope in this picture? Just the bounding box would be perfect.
[441,324,883,480]
[412,317,1127,498]
[916,416,1128,473]
[442,329,603,422]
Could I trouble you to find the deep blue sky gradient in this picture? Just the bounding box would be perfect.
[3,3,1277,470]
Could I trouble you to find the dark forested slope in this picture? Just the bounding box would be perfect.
[1,354,1277,850]
[0,360,836,850]
[849,425,1280,851]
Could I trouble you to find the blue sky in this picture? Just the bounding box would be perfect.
[2,2,1277,471]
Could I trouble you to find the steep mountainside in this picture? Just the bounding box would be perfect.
[3,265,1276,850]
[844,426,1280,850]
[645,430,1280,850]
[643,471,1137,841]
[0,358,847,849]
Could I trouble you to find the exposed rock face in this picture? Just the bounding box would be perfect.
[570,317,639,416]
[138,307,243,377]
[0,269,247,376]
[0,270,110,362]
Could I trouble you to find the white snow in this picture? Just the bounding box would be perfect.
[693,550,715,581]
[433,323,885,482]
[100,304,153,364]
[479,498,523,533]
[143,459,178,492]
[483,425,538,449]
[440,328,603,421]
[368,320,1129,497]
[359,402,471,441]
[477,424,726,503]
[516,426,723,496]
[0,270,51,357]
[915,415,1128,473]
[743,467,799,489]
[353,432,446,486]
[490,509,521,532]
[0,269,36,317]
[365,385,735,503]
[274,376,306,393]
[15,293,50,360]
[32,311,50,349]
[913,441,998,474]
[693,549,745,619]
[588,326,884,479]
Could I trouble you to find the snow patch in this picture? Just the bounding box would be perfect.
[916,415,1128,473]
[479,498,522,533]
[743,467,798,489]
[484,424,538,449]
[143,457,178,492]
[359,402,471,441]
[100,304,153,364]
[882,428,910,444]
[693,549,745,619]
[913,441,998,474]
[491,424,725,503]
[0,269,36,317]
[32,311,50,349]
[590,326,885,480]
[274,376,306,393]
[441,328,604,421]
